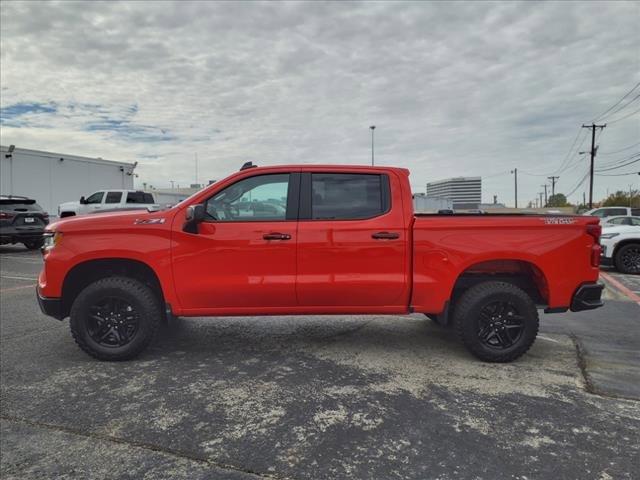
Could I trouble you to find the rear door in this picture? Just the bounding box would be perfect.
[296,171,409,309]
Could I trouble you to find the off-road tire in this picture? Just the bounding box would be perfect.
[23,240,43,250]
[615,243,640,275]
[70,276,161,361]
[453,281,539,363]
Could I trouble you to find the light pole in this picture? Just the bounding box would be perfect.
[510,168,518,208]
[370,125,376,166]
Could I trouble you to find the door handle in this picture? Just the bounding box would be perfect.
[372,231,400,240]
[263,232,291,241]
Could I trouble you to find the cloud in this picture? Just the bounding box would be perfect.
[1,0,638,203]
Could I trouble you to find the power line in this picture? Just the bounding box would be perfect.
[601,93,640,119]
[597,151,640,169]
[606,105,640,125]
[596,171,640,177]
[592,81,640,122]
[599,141,640,155]
[565,170,590,199]
[595,157,640,172]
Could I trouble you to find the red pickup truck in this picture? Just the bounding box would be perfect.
[38,164,603,362]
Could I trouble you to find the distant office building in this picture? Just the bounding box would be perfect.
[426,177,481,209]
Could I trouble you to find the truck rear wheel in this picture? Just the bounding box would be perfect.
[70,276,161,361]
[453,281,538,363]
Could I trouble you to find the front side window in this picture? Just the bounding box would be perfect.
[608,217,627,225]
[631,209,640,216]
[631,218,640,226]
[205,174,289,222]
[85,192,104,204]
[105,192,123,204]
[311,173,388,220]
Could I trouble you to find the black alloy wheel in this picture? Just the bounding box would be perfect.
[477,301,525,349]
[87,296,140,348]
[616,244,640,274]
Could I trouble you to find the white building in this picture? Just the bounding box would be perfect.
[412,193,453,213]
[426,176,482,208]
[1,145,136,215]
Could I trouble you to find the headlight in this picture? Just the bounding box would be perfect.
[600,233,620,239]
[43,232,63,250]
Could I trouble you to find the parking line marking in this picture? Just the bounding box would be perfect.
[1,275,38,281]
[0,284,35,293]
[600,271,640,306]
[538,335,561,344]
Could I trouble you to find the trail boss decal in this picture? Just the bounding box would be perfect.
[543,217,576,225]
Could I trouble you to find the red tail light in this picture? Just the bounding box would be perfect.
[586,223,601,243]
[0,212,15,219]
[587,223,602,267]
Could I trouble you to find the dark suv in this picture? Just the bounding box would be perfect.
[0,196,50,249]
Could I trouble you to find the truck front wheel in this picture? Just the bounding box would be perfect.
[453,281,539,363]
[70,276,161,361]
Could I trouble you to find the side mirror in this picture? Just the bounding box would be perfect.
[80,196,86,204]
[183,204,205,233]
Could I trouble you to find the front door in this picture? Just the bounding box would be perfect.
[172,172,299,312]
[296,171,409,309]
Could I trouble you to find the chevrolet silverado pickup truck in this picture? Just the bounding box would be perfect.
[37,164,604,362]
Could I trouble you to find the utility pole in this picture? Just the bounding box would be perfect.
[195,153,199,186]
[510,168,518,208]
[547,176,559,197]
[583,192,586,207]
[538,191,544,208]
[541,184,548,206]
[582,123,606,208]
[369,126,376,166]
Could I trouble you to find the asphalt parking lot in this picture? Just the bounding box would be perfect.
[1,246,639,480]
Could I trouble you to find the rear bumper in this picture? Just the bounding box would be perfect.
[37,288,65,320]
[570,283,604,312]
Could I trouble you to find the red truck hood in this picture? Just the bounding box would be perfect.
[47,209,173,233]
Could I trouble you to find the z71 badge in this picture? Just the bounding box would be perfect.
[134,218,166,225]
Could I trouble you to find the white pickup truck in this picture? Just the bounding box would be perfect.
[58,190,159,218]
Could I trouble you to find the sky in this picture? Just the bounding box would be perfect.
[1,0,639,206]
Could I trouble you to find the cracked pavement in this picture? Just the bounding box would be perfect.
[1,246,639,479]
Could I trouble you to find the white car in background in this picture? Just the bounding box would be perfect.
[601,215,640,227]
[584,206,640,218]
[600,224,640,274]
[58,190,159,218]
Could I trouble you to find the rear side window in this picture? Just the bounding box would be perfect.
[311,173,389,220]
[632,209,640,216]
[631,218,640,226]
[603,208,628,217]
[105,192,123,204]
[608,217,628,225]
[126,192,151,204]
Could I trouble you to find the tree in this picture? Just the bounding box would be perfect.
[546,193,570,207]
[601,190,640,208]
